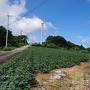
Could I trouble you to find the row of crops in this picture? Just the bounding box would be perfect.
[0,46,89,90]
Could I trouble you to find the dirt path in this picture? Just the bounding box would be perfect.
[31,63,89,90]
[0,46,29,63]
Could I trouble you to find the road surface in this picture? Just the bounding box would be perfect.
[0,46,29,64]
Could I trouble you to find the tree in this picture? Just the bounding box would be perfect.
[18,35,28,45]
[9,36,19,47]
[46,35,85,49]
[67,41,76,49]
[0,26,28,47]
[66,41,85,50]
[9,35,28,47]
[46,36,67,47]
[0,26,12,47]
[79,45,84,49]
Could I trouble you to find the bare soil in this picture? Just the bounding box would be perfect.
[31,63,89,90]
[0,46,29,63]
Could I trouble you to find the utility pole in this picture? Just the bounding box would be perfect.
[20,30,23,36]
[5,15,10,48]
[41,23,44,45]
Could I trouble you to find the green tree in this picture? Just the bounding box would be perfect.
[10,35,28,47]
[0,26,12,47]
[0,26,28,47]
[46,36,67,47]
[18,35,28,45]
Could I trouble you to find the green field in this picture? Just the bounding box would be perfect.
[0,46,89,90]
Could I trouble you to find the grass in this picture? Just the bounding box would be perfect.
[0,46,16,51]
[0,46,89,90]
[2,47,16,51]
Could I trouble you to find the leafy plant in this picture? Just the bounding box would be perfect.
[0,46,89,89]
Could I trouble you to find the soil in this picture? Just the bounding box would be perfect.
[0,46,29,63]
[31,62,89,90]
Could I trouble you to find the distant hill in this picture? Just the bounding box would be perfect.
[45,35,85,50]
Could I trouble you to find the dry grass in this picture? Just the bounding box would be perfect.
[31,63,89,90]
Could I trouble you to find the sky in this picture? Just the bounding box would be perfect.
[0,0,90,47]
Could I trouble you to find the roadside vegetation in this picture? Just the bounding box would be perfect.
[0,26,28,51]
[32,35,85,50]
[0,46,89,90]
[0,26,89,89]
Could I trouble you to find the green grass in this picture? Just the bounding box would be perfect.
[2,47,16,51]
[0,46,89,90]
[0,46,16,51]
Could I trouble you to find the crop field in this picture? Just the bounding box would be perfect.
[0,46,89,90]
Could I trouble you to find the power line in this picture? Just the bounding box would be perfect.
[40,23,43,44]
[9,0,49,26]
[28,0,49,15]
[0,13,14,48]
[0,0,49,27]
[1,0,49,47]
[5,15,10,48]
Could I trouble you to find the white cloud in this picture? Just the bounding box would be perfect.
[11,16,44,35]
[80,37,90,48]
[0,0,26,27]
[9,0,26,16]
[32,35,40,43]
[0,0,57,44]
[45,22,57,30]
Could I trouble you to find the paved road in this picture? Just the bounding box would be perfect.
[0,46,29,64]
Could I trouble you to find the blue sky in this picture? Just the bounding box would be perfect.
[23,0,90,47]
[0,0,89,47]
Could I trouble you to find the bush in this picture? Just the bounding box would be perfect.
[2,47,16,51]
[0,47,89,89]
[31,43,41,47]
[41,42,47,47]
[70,47,81,51]
[46,43,59,48]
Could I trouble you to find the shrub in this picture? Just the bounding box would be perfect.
[0,47,89,89]
[2,47,16,51]
[46,43,59,48]
[41,42,47,47]
[31,43,41,46]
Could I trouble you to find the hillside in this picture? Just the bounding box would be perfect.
[0,46,89,90]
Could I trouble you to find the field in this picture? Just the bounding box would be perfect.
[0,46,89,90]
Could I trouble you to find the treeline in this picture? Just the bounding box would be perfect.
[0,26,28,47]
[32,35,85,50]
